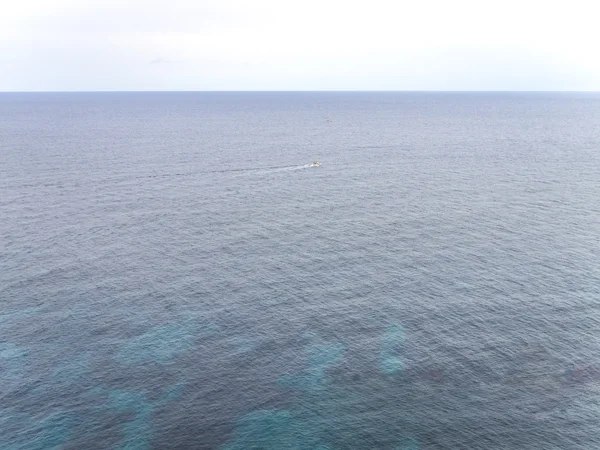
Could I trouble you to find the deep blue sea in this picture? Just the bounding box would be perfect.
[1,92,600,449]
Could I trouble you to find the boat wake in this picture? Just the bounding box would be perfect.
[225,163,320,176]
[265,164,315,173]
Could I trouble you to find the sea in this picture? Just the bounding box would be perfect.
[1,92,600,449]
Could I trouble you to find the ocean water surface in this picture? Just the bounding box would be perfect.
[1,92,600,449]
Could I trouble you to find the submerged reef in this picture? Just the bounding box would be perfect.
[221,409,323,450]
[115,320,219,366]
[0,412,72,450]
[279,333,345,391]
[94,382,185,450]
[3,309,418,449]
[0,307,42,326]
[221,327,419,449]
[2,342,30,396]
[380,324,405,375]
[0,342,28,359]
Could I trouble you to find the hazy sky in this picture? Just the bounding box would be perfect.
[1,0,599,91]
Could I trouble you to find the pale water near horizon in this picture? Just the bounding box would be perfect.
[1,92,600,449]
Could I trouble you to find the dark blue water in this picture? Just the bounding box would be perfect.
[1,92,600,449]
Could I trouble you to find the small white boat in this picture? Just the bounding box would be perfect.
[310,161,321,167]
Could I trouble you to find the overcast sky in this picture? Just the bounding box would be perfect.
[1,0,599,91]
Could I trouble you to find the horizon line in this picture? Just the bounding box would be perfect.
[1,89,599,94]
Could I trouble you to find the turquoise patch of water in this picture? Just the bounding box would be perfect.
[395,437,419,450]
[110,390,153,450]
[1,343,29,393]
[280,334,345,391]
[115,321,218,366]
[221,409,322,450]
[227,327,420,450]
[102,382,184,450]
[0,412,72,450]
[49,350,93,385]
[0,342,28,359]
[157,381,185,406]
[307,340,345,369]
[380,324,405,376]
[380,356,404,375]
[228,336,258,354]
[0,307,42,326]
[35,413,73,450]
